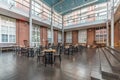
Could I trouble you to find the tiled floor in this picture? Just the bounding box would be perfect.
[0,49,97,80]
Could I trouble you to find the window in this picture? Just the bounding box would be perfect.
[78,30,87,43]
[32,1,42,16]
[1,0,15,5]
[47,29,52,43]
[9,35,15,42]
[0,15,16,43]
[66,32,72,43]
[95,27,107,43]
[32,24,40,47]
[58,32,62,43]
[2,34,8,42]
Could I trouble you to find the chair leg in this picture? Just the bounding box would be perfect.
[59,56,61,63]
[45,59,46,67]
[54,57,56,62]
[37,57,40,62]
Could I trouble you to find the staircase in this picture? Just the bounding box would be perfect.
[90,47,120,80]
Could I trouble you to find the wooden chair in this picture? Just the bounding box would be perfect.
[54,48,61,63]
[37,48,44,63]
[28,48,34,57]
[44,51,54,67]
[21,47,28,56]
[23,40,29,47]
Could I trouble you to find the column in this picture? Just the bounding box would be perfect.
[51,8,54,45]
[29,0,32,47]
[62,16,64,45]
[111,0,114,48]
[106,1,109,46]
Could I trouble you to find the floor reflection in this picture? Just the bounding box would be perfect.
[0,49,96,80]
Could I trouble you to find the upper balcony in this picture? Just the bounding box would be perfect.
[63,0,120,30]
[0,0,62,29]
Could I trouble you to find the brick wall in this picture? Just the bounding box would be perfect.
[72,30,78,45]
[114,21,120,46]
[54,30,58,45]
[87,28,95,45]
[40,27,48,47]
[16,20,29,47]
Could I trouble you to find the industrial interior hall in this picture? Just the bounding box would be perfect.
[0,0,120,80]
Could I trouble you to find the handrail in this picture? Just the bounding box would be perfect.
[64,10,108,21]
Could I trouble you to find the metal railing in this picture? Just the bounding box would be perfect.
[64,11,108,26]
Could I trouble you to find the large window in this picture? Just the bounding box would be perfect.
[0,15,16,43]
[78,30,87,43]
[53,12,62,28]
[66,32,72,43]
[0,0,15,5]
[95,27,107,43]
[47,29,52,43]
[15,0,30,12]
[32,0,42,16]
[32,24,40,47]
[58,32,62,43]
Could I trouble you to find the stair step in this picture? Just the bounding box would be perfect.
[100,48,120,80]
[91,49,102,80]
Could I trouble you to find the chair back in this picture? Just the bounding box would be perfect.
[56,48,61,55]
[23,40,29,47]
[36,48,41,55]
[29,48,34,54]
[44,52,53,64]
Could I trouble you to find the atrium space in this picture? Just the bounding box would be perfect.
[0,0,120,80]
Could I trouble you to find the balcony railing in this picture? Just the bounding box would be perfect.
[64,11,109,27]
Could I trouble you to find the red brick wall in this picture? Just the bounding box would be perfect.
[54,30,58,45]
[114,21,120,46]
[87,28,95,45]
[72,30,78,45]
[16,20,29,46]
[40,27,48,46]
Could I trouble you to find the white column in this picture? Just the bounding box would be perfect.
[106,1,109,46]
[106,2,109,46]
[62,16,64,45]
[29,0,32,47]
[51,8,54,45]
[111,0,114,48]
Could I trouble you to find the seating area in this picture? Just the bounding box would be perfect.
[10,43,84,66]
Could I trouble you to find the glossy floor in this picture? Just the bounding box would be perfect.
[0,49,97,80]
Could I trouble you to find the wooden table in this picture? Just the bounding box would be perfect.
[65,46,69,49]
[42,49,56,66]
[42,49,56,53]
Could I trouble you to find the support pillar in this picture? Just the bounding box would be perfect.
[29,0,32,47]
[111,0,114,48]
[106,1,109,46]
[62,16,64,45]
[51,8,54,45]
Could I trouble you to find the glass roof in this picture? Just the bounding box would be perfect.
[42,0,107,15]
